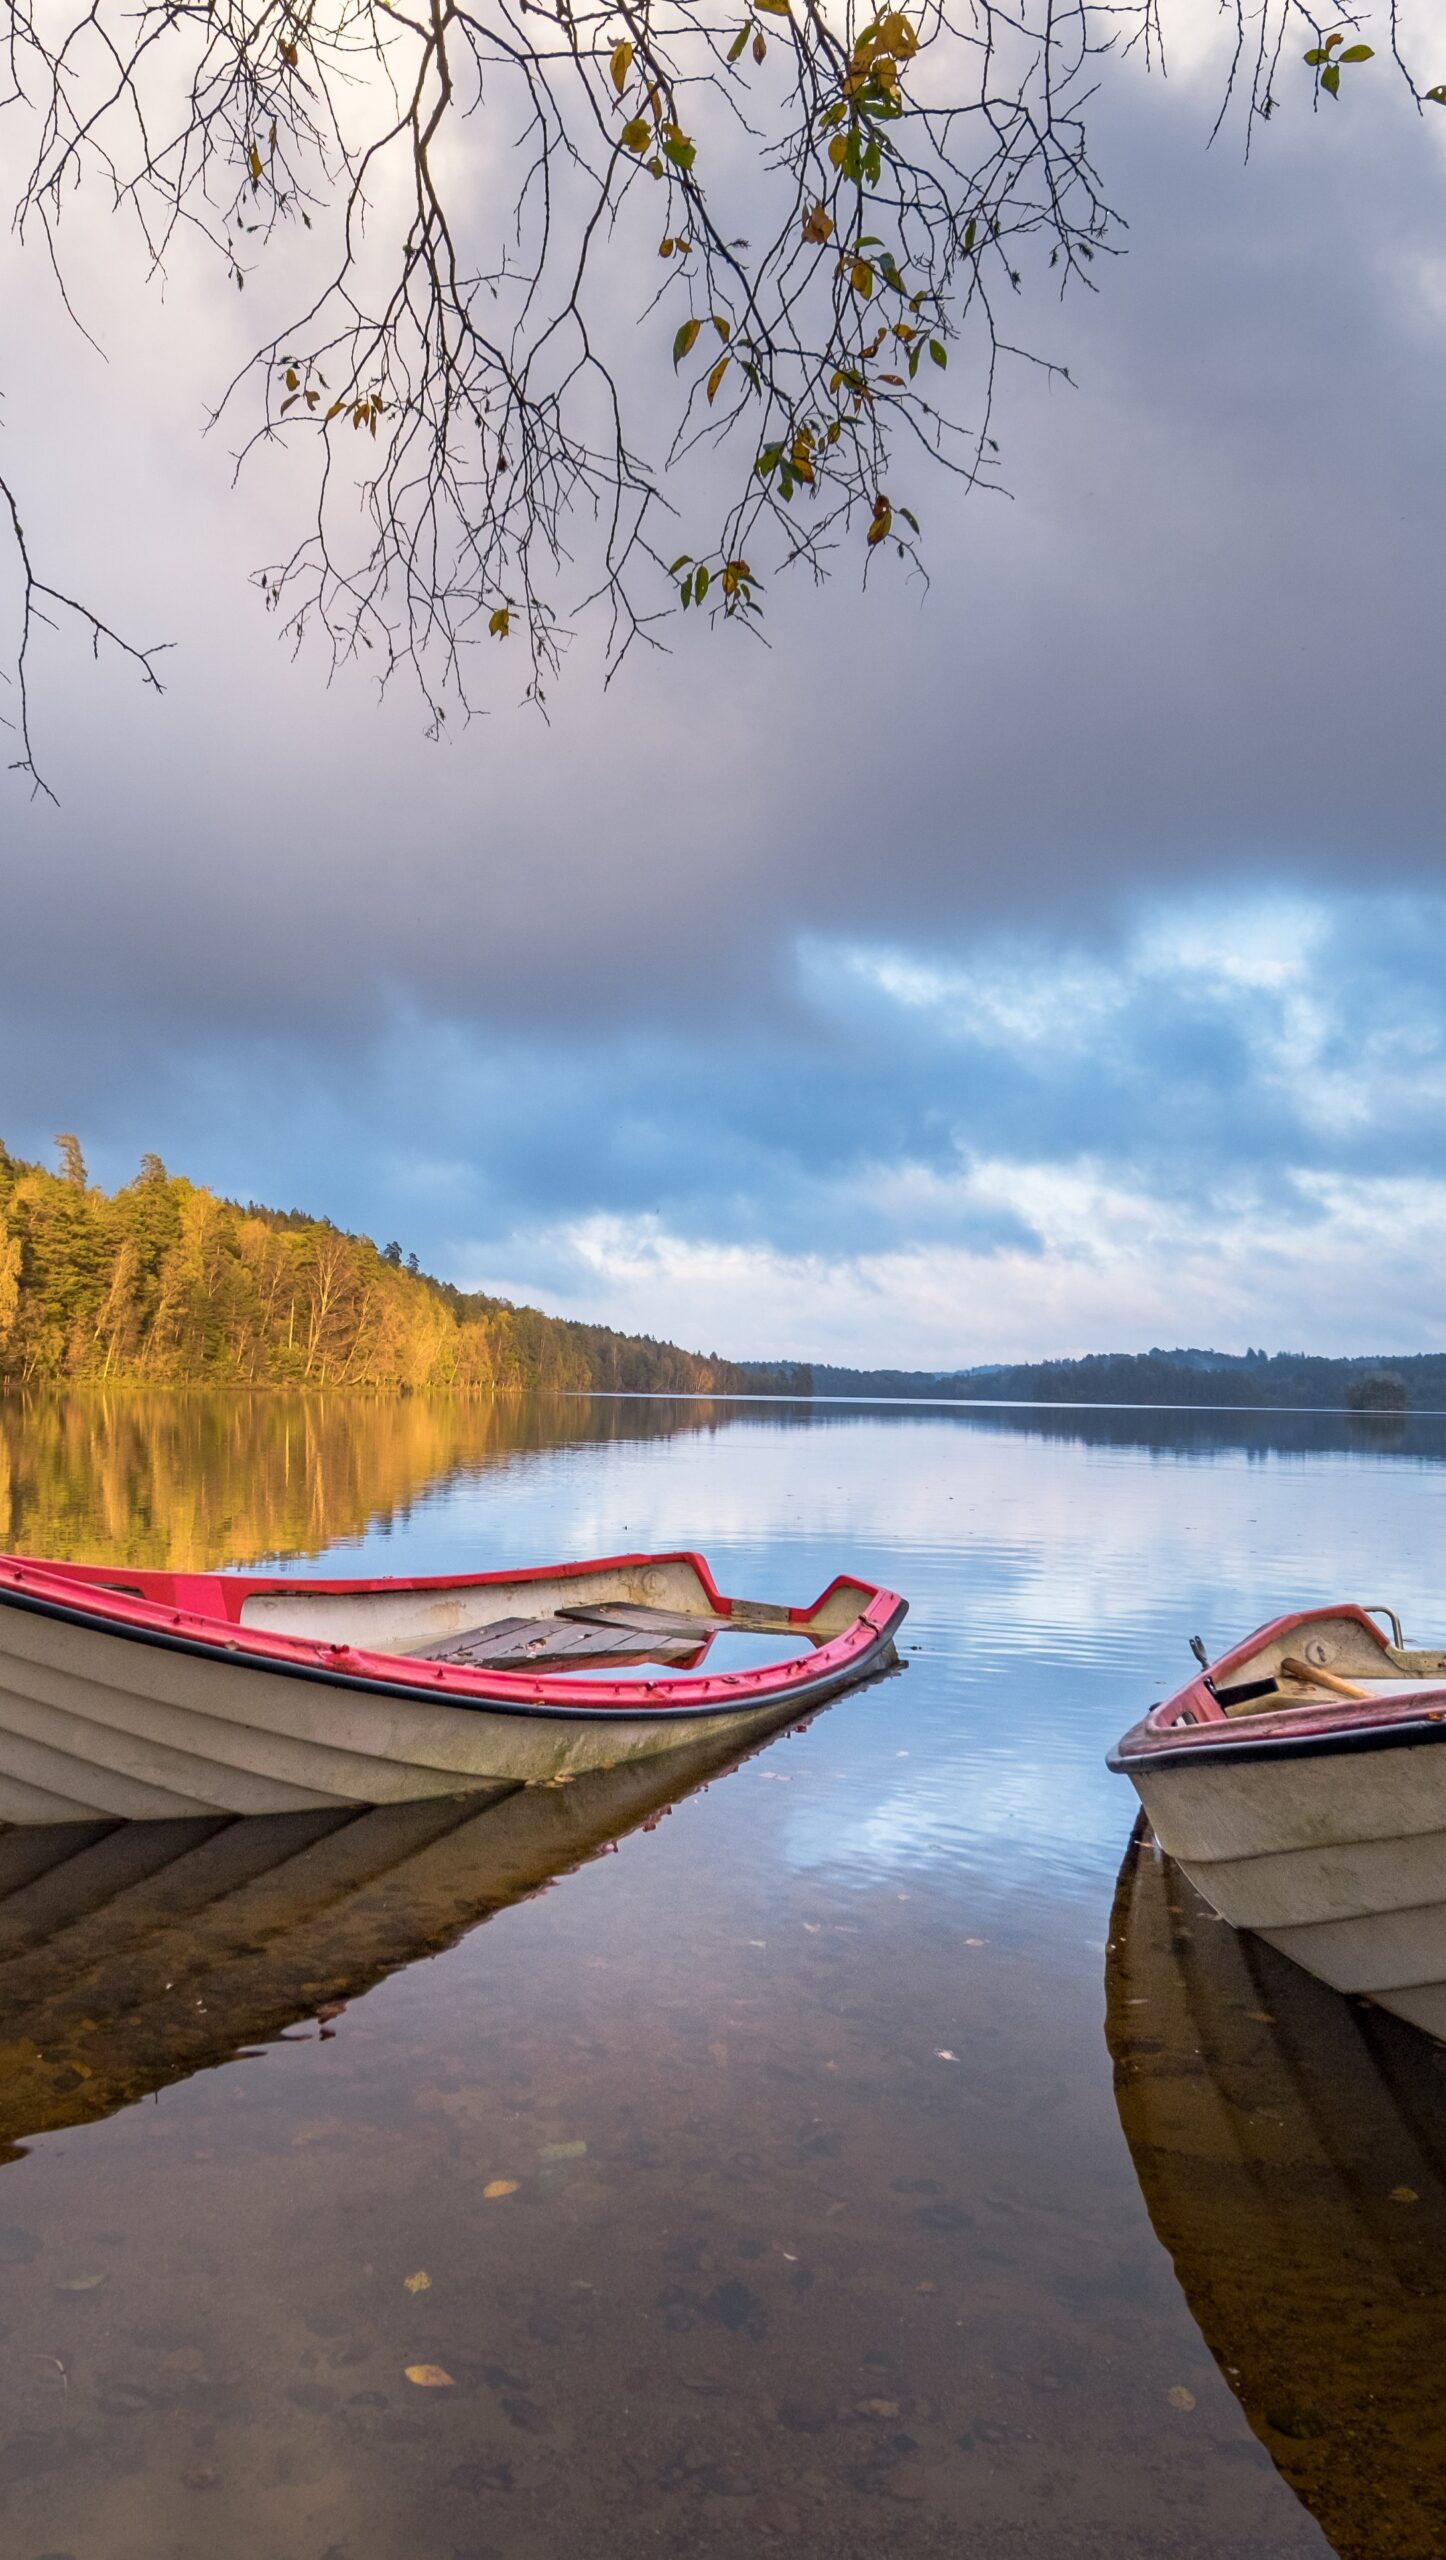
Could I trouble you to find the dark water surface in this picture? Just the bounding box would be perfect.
[4,1390,1446,2559]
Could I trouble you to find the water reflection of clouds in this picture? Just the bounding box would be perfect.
[287,1402,1446,1904]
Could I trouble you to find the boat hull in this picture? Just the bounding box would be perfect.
[1129,1738,1446,2040]
[1113,1604,1446,2040]
[0,1553,904,1824]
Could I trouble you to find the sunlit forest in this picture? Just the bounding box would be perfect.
[0,1139,807,1394]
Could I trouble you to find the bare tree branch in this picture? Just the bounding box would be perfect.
[0,468,169,801]
[0,0,1438,776]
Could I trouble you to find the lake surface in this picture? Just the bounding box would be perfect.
[3,1388,1446,2559]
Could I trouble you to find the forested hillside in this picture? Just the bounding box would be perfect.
[797,1350,1438,1410]
[0,1138,806,1395]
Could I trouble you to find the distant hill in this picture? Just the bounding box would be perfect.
[742,1349,1436,1412]
[0,1138,809,1397]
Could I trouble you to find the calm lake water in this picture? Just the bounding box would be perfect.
[4,1389,1446,2560]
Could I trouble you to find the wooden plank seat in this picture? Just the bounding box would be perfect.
[554,1603,729,1637]
[408,1614,705,1671]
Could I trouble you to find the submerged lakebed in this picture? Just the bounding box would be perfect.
[4,1389,1446,2558]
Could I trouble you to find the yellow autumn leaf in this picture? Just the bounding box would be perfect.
[405,2363,454,2387]
[620,115,652,152]
[488,607,510,638]
[1391,2185,1420,2203]
[881,11,919,53]
[610,37,634,91]
[1167,2385,1196,2411]
[706,354,730,404]
[850,258,875,299]
[484,2178,519,2199]
[802,204,833,245]
[404,2270,431,2293]
[248,143,263,182]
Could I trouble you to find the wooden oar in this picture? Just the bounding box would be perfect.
[1279,1655,1373,1704]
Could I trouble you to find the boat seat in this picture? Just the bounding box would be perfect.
[408,1614,702,1671]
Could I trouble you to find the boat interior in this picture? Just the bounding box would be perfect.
[41,1556,876,1679]
[1200,1608,1446,1719]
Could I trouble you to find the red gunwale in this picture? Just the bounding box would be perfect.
[1112,1604,1446,1770]
[0,1550,905,1719]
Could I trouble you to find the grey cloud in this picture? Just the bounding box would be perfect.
[1,50,1445,1324]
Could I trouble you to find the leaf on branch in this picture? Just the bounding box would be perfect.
[712,315,731,342]
[867,495,893,545]
[803,205,834,244]
[851,259,875,298]
[706,355,731,402]
[610,38,634,91]
[668,554,693,573]
[673,318,702,366]
[1321,60,1340,91]
[488,607,511,637]
[621,116,652,152]
[694,562,711,601]
[727,23,750,60]
[929,337,947,367]
[752,29,767,59]
[248,144,263,183]
[755,0,790,15]
[1339,44,1373,59]
[1427,83,1446,100]
[279,38,298,65]
[663,134,697,170]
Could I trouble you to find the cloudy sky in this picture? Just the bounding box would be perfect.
[3,20,1445,1366]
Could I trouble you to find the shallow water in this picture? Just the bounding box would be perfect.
[2,1388,1446,2558]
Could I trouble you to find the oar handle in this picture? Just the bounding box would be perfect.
[1279,1654,1372,1704]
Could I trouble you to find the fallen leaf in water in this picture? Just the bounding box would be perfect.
[484,2179,520,2200]
[54,2273,106,2292]
[1391,2186,1420,2204]
[934,2049,958,2063]
[316,2000,347,2024]
[965,1937,985,1948]
[1245,2011,1276,2024]
[404,2271,431,2293]
[539,2140,587,2160]
[405,2363,455,2387]
[1167,2385,1196,2411]
[856,2397,902,2419]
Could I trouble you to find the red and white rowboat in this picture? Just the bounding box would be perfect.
[0,1549,907,1826]
[1112,1602,1446,2040]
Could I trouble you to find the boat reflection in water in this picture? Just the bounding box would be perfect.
[1107,1819,1446,2560]
[0,1728,777,2167]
